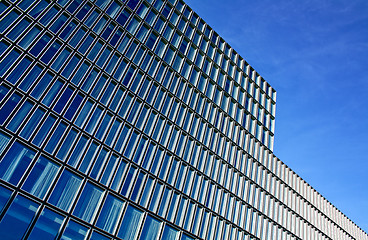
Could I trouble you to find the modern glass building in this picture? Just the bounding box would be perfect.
[0,0,366,239]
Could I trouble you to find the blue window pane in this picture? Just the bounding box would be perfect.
[139,176,154,208]
[44,122,67,154]
[90,148,108,179]
[0,10,20,33]
[70,28,87,48]
[56,129,78,161]
[30,72,54,100]
[7,18,31,41]
[32,115,56,146]
[120,166,137,197]
[76,3,92,20]
[79,141,98,174]
[0,195,39,240]
[67,0,81,12]
[66,134,87,167]
[95,113,112,140]
[7,100,33,132]
[181,234,195,240]
[73,182,103,223]
[50,14,68,33]
[48,169,82,211]
[60,220,88,240]
[54,87,74,113]
[0,141,35,185]
[130,171,144,202]
[96,194,124,234]
[41,41,61,64]
[27,208,64,240]
[22,156,59,199]
[0,1,9,15]
[139,215,162,240]
[30,34,51,57]
[71,61,90,85]
[85,106,103,134]
[29,0,49,18]
[161,225,179,240]
[51,48,71,71]
[20,109,45,140]
[81,68,99,92]
[110,159,128,192]
[60,20,77,40]
[0,131,10,155]
[40,6,59,26]
[61,55,80,78]
[0,185,12,214]
[0,49,21,77]
[63,92,82,120]
[42,79,63,107]
[75,100,94,127]
[117,205,143,240]
[90,231,111,240]
[19,65,43,92]
[100,154,118,186]
[116,8,131,26]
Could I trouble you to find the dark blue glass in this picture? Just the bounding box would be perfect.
[95,114,112,140]
[120,166,137,197]
[0,195,39,240]
[0,1,9,15]
[76,2,92,20]
[71,61,90,85]
[110,28,123,46]
[52,48,71,71]
[27,208,64,240]
[162,225,179,240]
[56,129,78,161]
[67,0,82,13]
[100,154,118,185]
[42,79,63,107]
[48,169,82,211]
[78,33,94,54]
[93,16,108,34]
[90,231,110,240]
[89,148,108,178]
[96,194,124,234]
[60,20,77,40]
[85,106,103,134]
[32,115,56,146]
[29,0,49,18]
[44,122,67,154]
[7,100,33,132]
[54,87,74,113]
[79,141,98,173]
[60,220,88,240]
[19,108,45,140]
[22,156,59,198]
[0,185,12,213]
[0,92,22,124]
[19,64,43,92]
[62,55,81,78]
[30,34,51,57]
[116,8,131,26]
[7,18,31,41]
[67,135,88,167]
[64,93,84,120]
[105,119,122,146]
[41,41,61,64]
[132,136,147,164]
[0,49,21,76]
[130,171,144,202]
[73,182,103,222]
[30,72,54,100]
[70,28,87,48]
[40,6,58,26]
[139,215,162,240]
[110,159,128,191]
[0,10,20,33]
[117,204,143,239]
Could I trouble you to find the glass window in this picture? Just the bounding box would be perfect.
[117,204,144,240]
[44,121,67,154]
[73,182,103,223]
[7,100,33,133]
[48,169,82,211]
[139,215,162,240]
[0,195,39,240]
[27,208,64,240]
[42,79,63,107]
[0,49,21,77]
[0,141,35,185]
[0,10,20,33]
[22,156,59,199]
[0,185,12,213]
[60,220,88,240]
[90,231,110,240]
[96,194,124,234]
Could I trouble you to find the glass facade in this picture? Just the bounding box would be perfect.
[0,0,366,239]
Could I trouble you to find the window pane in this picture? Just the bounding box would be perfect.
[139,215,162,240]
[60,220,88,240]
[117,204,143,240]
[73,182,103,223]
[96,194,124,234]
[48,169,82,211]
[27,208,64,240]
[0,141,35,185]
[0,195,39,240]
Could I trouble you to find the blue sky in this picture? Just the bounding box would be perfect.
[184,0,368,233]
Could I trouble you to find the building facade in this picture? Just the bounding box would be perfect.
[0,0,366,239]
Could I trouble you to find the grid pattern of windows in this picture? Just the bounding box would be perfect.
[0,0,366,240]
